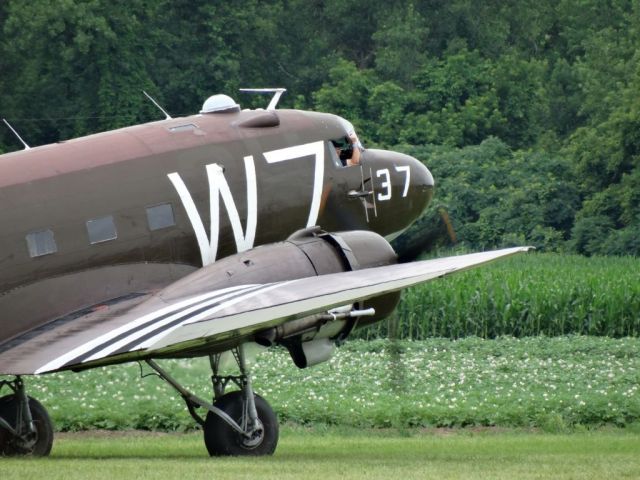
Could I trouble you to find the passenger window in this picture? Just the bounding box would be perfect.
[26,229,57,257]
[86,215,117,244]
[146,203,175,231]
[168,124,198,133]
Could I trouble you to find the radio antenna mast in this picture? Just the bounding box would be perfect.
[142,91,172,120]
[239,88,287,110]
[2,119,31,150]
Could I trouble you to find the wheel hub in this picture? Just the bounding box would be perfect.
[241,419,264,448]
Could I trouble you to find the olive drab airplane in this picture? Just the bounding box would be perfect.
[0,89,530,456]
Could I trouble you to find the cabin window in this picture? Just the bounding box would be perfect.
[168,124,198,133]
[86,215,117,244]
[26,229,57,257]
[146,203,175,231]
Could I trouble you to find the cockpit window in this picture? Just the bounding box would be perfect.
[331,117,364,167]
[331,138,355,166]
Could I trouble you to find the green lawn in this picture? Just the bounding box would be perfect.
[1,428,639,480]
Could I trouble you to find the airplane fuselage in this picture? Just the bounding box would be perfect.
[0,101,538,461]
[0,108,433,344]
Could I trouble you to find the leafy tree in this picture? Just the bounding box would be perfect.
[373,3,429,86]
[545,58,585,138]
[492,54,549,147]
[397,139,578,253]
[401,49,505,146]
[1,0,639,255]
[366,82,407,147]
[312,59,376,141]
[601,224,640,256]
[1,0,161,145]
[569,216,616,256]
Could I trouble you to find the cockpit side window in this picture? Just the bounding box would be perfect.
[330,137,354,167]
[331,117,364,167]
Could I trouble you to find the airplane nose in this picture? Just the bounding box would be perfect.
[360,149,434,238]
[406,153,435,205]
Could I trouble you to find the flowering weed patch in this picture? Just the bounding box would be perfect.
[16,336,640,431]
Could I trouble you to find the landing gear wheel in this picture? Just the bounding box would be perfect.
[0,395,54,456]
[203,391,278,456]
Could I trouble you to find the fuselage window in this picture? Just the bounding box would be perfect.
[86,215,117,244]
[26,229,57,257]
[146,203,175,231]
[168,124,198,133]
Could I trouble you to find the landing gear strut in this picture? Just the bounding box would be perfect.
[146,344,278,456]
[0,376,53,456]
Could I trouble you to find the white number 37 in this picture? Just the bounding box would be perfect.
[376,166,410,201]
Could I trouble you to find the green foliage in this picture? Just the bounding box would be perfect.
[601,224,640,256]
[372,3,428,85]
[401,49,505,147]
[357,253,640,340]
[395,139,579,251]
[1,0,640,255]
[569,216,616,256]
[312,59,377,140]
[1,0,162,142]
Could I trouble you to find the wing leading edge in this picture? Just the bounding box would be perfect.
[0,247,531,375]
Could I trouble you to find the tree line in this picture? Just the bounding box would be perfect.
[1,0,638,255]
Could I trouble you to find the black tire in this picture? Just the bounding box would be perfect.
[203,391,278,456]
[0,394,54,456]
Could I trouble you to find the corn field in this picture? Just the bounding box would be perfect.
[356,253,640,340]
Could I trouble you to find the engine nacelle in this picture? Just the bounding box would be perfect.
[169,227,400,367]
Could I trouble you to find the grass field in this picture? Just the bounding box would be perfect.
[1,428,639,479]
[19,336,640,431]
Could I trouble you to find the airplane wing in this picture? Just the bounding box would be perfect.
[0,247,531,375]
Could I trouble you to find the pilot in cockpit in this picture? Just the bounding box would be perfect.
[333,120,363,167]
